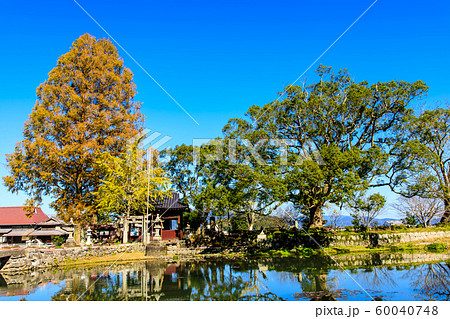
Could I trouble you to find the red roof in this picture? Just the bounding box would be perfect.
[0,207,49,226]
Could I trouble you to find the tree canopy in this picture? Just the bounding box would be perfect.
[393,196,443,227]
[162,140,281,230]
[348,193,386,229]
[223,65,428,228]
[388,106,450,224]
[3,33,143,224]
[94,138,170,223]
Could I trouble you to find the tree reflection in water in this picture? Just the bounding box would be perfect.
[410,262,450,301]
[50,261,285,301]
[1,255,449,301]
[0,274,7,288]
[348,267,397,290]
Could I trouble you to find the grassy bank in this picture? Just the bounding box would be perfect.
[332,225,450,236]
[60,251,155,268]
[243,238,450,258]
[56,231,450,268]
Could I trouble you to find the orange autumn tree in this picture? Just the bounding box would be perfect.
[3,33,143,225]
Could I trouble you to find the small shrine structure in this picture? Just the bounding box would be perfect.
[120,192,189,243]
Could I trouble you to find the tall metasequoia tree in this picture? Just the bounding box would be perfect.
[3,33,143,224]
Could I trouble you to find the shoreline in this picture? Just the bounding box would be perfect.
[2,234,450,274]
[57,241,450,270]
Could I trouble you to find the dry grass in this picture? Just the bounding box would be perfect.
[419,237,450,245]
[60,251,157,267]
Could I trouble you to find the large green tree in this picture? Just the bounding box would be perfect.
[225,66,427,228]
[162,140,280,230]
[388,107,450,223]
[161,144,202,203]
[201,135,283,231]
[161,144,207,228]
[3,34,143,224]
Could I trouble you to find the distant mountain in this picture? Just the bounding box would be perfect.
[322,215,402,227]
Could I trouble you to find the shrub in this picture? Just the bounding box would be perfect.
[272,231,282,237]
[296,247,314,257]
[402,212,418,226]
[53,236,66,246]
[389,245,403,252]
[333,247,350,254]
[391,225,408,231]
[425,243,446,252]
[230,215,248,231]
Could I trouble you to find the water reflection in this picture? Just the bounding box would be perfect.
[410,262,450,301]
[348,267,398,290]
[46,261,284,301]
[1,253,450,301]
[0,275,6,287]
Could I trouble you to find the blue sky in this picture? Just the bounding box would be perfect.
[0,0,449,217]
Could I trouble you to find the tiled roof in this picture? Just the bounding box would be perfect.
[0,207,49,226]
[4,229,33,237]
[28,229,69,236]
[0,228,12,234]
[37,216,68,226]
[151,192,189,211]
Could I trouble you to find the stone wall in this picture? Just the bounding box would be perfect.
[0,244,144,273]
[331,252,450,268]
[2,230,449,273]
[330,230,450,247]
[166,245,205,256]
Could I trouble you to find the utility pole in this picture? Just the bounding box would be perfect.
[145,148,153,243]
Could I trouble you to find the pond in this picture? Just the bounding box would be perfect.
[1,252,450,301]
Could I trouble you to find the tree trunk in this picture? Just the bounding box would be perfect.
[123,202,131,243]
[440,198,450,224]
[248,212,256,231]
[123,219,129,243]
[314,273,328,292]
[308,205,323,229]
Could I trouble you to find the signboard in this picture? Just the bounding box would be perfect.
[130,229,139,237]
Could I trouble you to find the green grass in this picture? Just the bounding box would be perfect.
[322,242,429,256]
[424,243,447,253]
[333,225,450,236]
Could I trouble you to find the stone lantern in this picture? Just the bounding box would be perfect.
[85,227,93,246]
[185,224,191,235]
[153,214,163,241]
[65,217,76,246]
[66,229,76,246]
[257,230,267,242]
